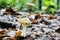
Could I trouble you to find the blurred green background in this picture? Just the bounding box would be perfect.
[0,0,60,14]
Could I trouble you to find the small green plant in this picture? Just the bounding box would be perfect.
[43,0,56,14]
